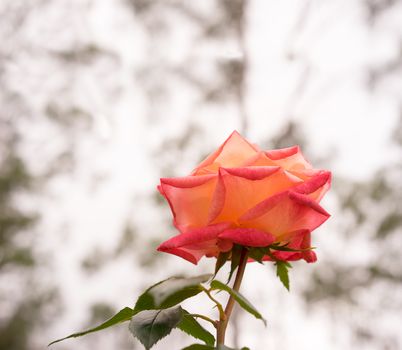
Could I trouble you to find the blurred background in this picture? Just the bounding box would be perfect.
[1,0,402,349]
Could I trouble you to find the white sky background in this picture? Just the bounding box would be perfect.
[247,0,400,177]
[4,0,402,349]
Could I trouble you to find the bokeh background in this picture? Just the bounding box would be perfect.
[1,0,402,349]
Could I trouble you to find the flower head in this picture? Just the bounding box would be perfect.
[158,131,331,264]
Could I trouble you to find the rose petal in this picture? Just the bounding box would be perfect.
[292,171,331,197]
[299,232,317,263]
[159,247,199,264]
[157,223,231,264]
[192,131,259,175]
[269,251,301,261]
[160,174,218,232]
[242,152,277,167]
[265,146,299,160]
[265,146,312,170]
[222,166,280,180]
[207,171,227,223]
[244,149,331,202]
[158,222,230,248]
[160,174,216,188]
[239,191,330,240]
[291,170,331,202]
[209,166,303,223]
[237,171,330,223]
[271,230,317,263]
[218,228,275,247]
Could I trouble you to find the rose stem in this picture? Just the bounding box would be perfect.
[216,247,249,346]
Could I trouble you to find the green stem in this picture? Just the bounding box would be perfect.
[187,314,217,328]
[216,247,248,346]
[202,287,225,321]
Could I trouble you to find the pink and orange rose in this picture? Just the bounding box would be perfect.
[157,131,331,264]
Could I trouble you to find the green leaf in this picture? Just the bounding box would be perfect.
[48,307,134,346]
[181,343,214,350]
[210,280,266,326]
[214,251,230,276]
[134,274,212,313]
[275,261,292,291]
[129,306,183,350]
[178,309,215,345]
[228,245,242,283]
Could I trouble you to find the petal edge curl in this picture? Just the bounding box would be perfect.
[157,223,231,264]
[218,228,275,247]
[239,191,330,238]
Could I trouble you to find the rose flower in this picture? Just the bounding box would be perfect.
[157,131,331,264]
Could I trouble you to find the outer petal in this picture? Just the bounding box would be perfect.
[265,146,312,171]
[265,146,299,160]
[290,169,331,202]
[239,190,330,241]
[160,174,218,232]
[210,166,303,224]
[192,131,259,175]
[291,171,331,206]
[299,231,317,263]
[157,223,231,264]
[218,228,275,247]
[266,230,317,263]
